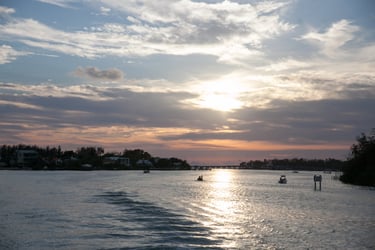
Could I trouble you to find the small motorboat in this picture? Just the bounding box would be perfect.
[278,175,287,184]
[196,175,203,181]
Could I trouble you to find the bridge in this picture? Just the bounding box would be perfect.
[191,165,241,170]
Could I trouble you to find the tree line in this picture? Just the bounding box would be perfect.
[240,158,344,171]
[0,145,190,170]
[1,129,374,186]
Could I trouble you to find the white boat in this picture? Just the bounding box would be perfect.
[278,175,287,184]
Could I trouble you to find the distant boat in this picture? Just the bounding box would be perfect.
[196,175,203,181]
[278,175,287,184]
[80,163,93,171]
[137,159,153,173]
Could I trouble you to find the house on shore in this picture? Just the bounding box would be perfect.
[103,156,130,168]
[16,150,39,168]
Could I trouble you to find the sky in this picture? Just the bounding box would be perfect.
[0,0,374,165]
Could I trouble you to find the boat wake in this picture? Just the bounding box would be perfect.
[94,191,223,249]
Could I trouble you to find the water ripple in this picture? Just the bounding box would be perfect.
[95,191,223,249]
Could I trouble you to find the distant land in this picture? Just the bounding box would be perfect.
[2,132,374,187]
[1,144,344,171]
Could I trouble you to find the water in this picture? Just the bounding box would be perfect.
[0,170,374,249]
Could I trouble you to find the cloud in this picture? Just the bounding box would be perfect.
[36,0,75,8]
[99,6,111,15]
[0,0,294,62]
[1,80,374,162]
[301,19,360,57]
[0,100,43,110]
[0,45,32,64]
[1,1,374,163]
[1,81,374,142]
[74,67,124,81]
[0,6,15,17]
[161,97,375,149]
[259,58,310,72]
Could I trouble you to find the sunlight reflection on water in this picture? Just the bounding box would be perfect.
[205,170,239,248]
[196,170,279,249]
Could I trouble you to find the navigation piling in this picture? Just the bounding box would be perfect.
[314,174,322,191]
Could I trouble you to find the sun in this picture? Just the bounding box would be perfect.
[197,92,243,112]
[189,78,245,112]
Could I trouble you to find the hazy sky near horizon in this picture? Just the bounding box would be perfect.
[1,0,374,165]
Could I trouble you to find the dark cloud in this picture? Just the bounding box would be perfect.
[0,86,225,130]
[160,98,375,146]
[1,83,374,162]
[1,86,374,142]
[235,99,369,140]
[73,67,123,81]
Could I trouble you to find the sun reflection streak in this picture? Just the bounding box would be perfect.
[210,170,233,212]
[196,170,282,249]
[200,170,241,248]
[212,170,235,212]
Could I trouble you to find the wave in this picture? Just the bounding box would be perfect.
[93,191,223,249]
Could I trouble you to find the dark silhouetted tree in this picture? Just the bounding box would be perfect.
[340,129,375,186]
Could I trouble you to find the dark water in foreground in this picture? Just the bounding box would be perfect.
[0,170,374,249]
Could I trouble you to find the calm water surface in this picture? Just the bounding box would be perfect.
[0,170,374,249]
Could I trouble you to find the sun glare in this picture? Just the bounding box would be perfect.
[191,79,245,112]
[198,93,242,112]
[208,170,235,214]
[213,170,232,186]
